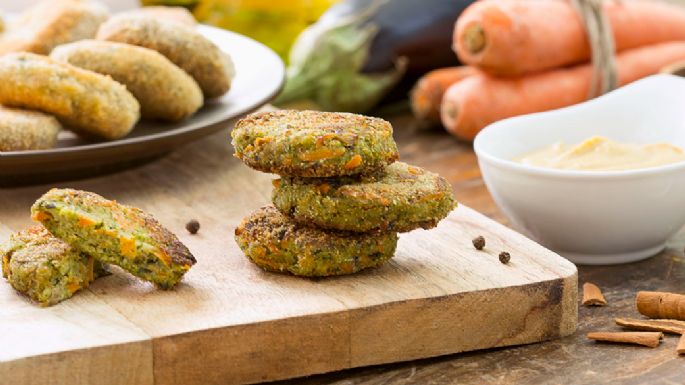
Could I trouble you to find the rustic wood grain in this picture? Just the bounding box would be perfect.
[0,108,577,385]
[3,107,685,384]
[274,109,685,385]
[0,282,153,385]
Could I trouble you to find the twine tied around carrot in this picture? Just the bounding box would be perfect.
[571,0,618,98]
[444,0,685,141]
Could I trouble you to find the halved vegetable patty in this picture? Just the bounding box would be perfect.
[1,225,105,306]
[235,205,397,277]
[272,162,456,232]
[231,110,399,177]
[31,188,196,289]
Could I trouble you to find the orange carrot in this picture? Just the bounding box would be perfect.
[454,0,685,76]
[441,41,685,141]
[409,66,477,126]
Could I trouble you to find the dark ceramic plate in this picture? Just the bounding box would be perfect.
[0,25,285,185]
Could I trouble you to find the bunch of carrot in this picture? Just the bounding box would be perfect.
[410,0,685,141]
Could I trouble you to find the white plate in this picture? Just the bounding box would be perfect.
[0,25,285,185]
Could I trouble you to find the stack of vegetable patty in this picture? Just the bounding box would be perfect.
[1,188,196,306]
[231,110,456,277]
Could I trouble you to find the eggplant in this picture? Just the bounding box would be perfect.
[274,0,475,113]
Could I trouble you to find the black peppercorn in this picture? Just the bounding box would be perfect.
[499,251,511,264]
[185,219,200,234]
[472,236,485,250]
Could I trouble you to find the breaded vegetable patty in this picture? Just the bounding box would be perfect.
[123,6,196,27]
[232,110,400,177]
[0,107,61,151]
[273,162,456,233]
[0,53,140,140]
[2,226,105,306]
[0,0,108,55]
[32,188,196,289]
[52,40,203,121]
[235,206,397,277]
[97,14,234,98]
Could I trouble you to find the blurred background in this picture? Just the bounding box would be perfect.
[3,0,685,141]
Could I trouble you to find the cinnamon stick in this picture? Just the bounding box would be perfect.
[636,291,685,320]
[678,334,685,355]
[582,282,607,306]
[615,318,685,334]
[587,331,663,348]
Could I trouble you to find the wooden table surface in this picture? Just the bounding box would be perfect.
[2,106,685,384]
[277,108,685,385]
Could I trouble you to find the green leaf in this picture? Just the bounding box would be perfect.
[273,0,406,113]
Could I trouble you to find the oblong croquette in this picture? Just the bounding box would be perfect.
[121,6,197,27]
[235,205,397,277]
[273,162,456,233]
[0,53,140,140]
[52,40,203,122]
[0,107,61,151]
[31,188,196,289]
[231,110,400,177]
[97,14,234,98]
[0,0,109,55]
[1,226,106,307]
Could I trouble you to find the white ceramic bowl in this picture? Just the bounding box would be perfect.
[474,74,685,265]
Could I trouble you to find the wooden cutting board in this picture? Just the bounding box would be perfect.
[0,135,578,385]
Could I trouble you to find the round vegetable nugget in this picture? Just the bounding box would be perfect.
[52,40,203,122]
[97,14,234,98]
[235,206,397,277]
[273,162,456,233]
[1,226,105,307]
[0,0,109,55]
[0,53,140,140]
[0,107,61,151]
[232,110,400,177]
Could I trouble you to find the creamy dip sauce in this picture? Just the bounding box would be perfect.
[516,136,685,171]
